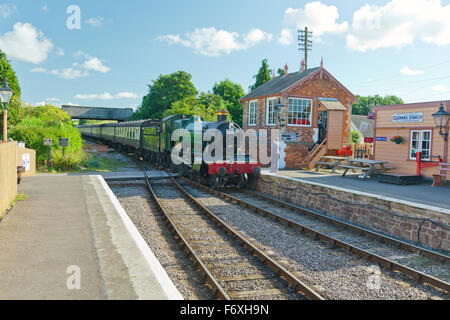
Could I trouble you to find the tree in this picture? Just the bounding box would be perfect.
[350,130,362,145]
[352,94,404,115]
[163,92,230,122]
[277,68,285,77]
[212,79,245,127]
[249,59,272,92]
[137,71,198,120]
[0,50,20,98]
[0,50,22,137]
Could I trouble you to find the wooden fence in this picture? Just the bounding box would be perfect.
[0,141,18,215]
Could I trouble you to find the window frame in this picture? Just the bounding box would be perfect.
[248,100,258,126]
[266,97,277,126]
[287,97,313,127]
[409,129,432,160]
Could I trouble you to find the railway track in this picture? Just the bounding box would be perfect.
[134,162,324,300]
[178,177,450,296]
[112,148,448,298]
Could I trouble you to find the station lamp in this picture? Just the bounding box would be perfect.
[0,79,13,143]
[432,102,450,142]
[274,98,286,128]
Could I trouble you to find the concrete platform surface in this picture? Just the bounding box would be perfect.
[0,175,182,300]
[271,169,450,211]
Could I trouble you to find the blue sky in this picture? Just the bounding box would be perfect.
[1,0,450,109]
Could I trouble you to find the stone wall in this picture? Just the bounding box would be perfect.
[251,174,450,252]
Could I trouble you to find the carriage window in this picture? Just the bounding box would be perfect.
[410,130,431,160]
[288,98,312,126]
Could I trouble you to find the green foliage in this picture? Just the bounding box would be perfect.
[0,50,20,98]
[9,104,83,170]
[352,94,404,115]
[78,119,117,125]
[136,71,198,120]
[163,93,230,122]
[350,130,363,145]
[212,79,245,127]
[277,68,285,76]
[250,59,272,91]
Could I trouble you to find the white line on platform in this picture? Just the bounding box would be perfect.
[97,175,183,300]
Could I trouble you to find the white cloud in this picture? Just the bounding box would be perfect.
[283,2,348,38]
[346,0,450,52]
[56,48,64,56]
[278,29,294,46]
[157,27,273,56]
[0,4,17,18]
[432,85,448,92]
[51,68,89,79]
[82,56,110,73]
[400,67,423,76]
[31,67,47,73]
[75,92,138,100]
[0,22,53,64]
[74,51,110,73]
[85,17,104,27]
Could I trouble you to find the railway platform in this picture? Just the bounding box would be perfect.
[0,175,182,300]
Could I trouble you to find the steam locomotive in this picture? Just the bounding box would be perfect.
[77,111,261,188]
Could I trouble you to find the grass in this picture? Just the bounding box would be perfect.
[1,192,29,220]
[37,149,131,174]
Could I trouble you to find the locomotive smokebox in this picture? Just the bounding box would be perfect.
[217,110,228,122]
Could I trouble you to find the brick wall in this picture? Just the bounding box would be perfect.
[242,75,354,169]
[251,174,450,251]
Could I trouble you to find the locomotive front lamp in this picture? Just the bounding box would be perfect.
[0,79,13,143]
[432,102,450,142]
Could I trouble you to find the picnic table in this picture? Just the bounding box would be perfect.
[340,159,391,180]
[313,156,353,173]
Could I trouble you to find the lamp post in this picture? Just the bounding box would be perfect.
[432,102,450,163]
[0,79,13,143]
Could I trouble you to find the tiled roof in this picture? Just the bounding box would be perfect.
[241,67,320,100]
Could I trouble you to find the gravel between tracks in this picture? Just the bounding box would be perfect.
[180,181,448,300]
[109,183,214,300]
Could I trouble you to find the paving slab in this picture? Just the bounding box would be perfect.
[0,175,182,300]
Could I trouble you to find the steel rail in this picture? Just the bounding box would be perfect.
[131,157,323,300]
[238,187,450,264]
[135,161,231,300]
[180,177,450,294]
[170,176,324,300]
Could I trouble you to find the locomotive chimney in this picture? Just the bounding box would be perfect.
[217,110,228,122]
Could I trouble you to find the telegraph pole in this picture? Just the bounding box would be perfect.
[298,27,313,69]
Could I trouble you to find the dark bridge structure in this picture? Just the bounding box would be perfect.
[62,105,133,122]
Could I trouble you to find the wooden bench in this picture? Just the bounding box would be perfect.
[312,161,336,171]
[340,165,370,177]
[432,163,450,187]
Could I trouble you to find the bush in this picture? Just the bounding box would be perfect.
[350,130,363,145]
[9,108,84,170]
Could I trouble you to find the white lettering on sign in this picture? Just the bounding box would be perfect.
[392,112,423,123]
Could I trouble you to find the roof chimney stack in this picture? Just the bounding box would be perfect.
[320,57,324,69]
[301,59,306,72]
[284,63,288,76]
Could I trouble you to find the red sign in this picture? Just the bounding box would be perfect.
[364,137,374,143]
